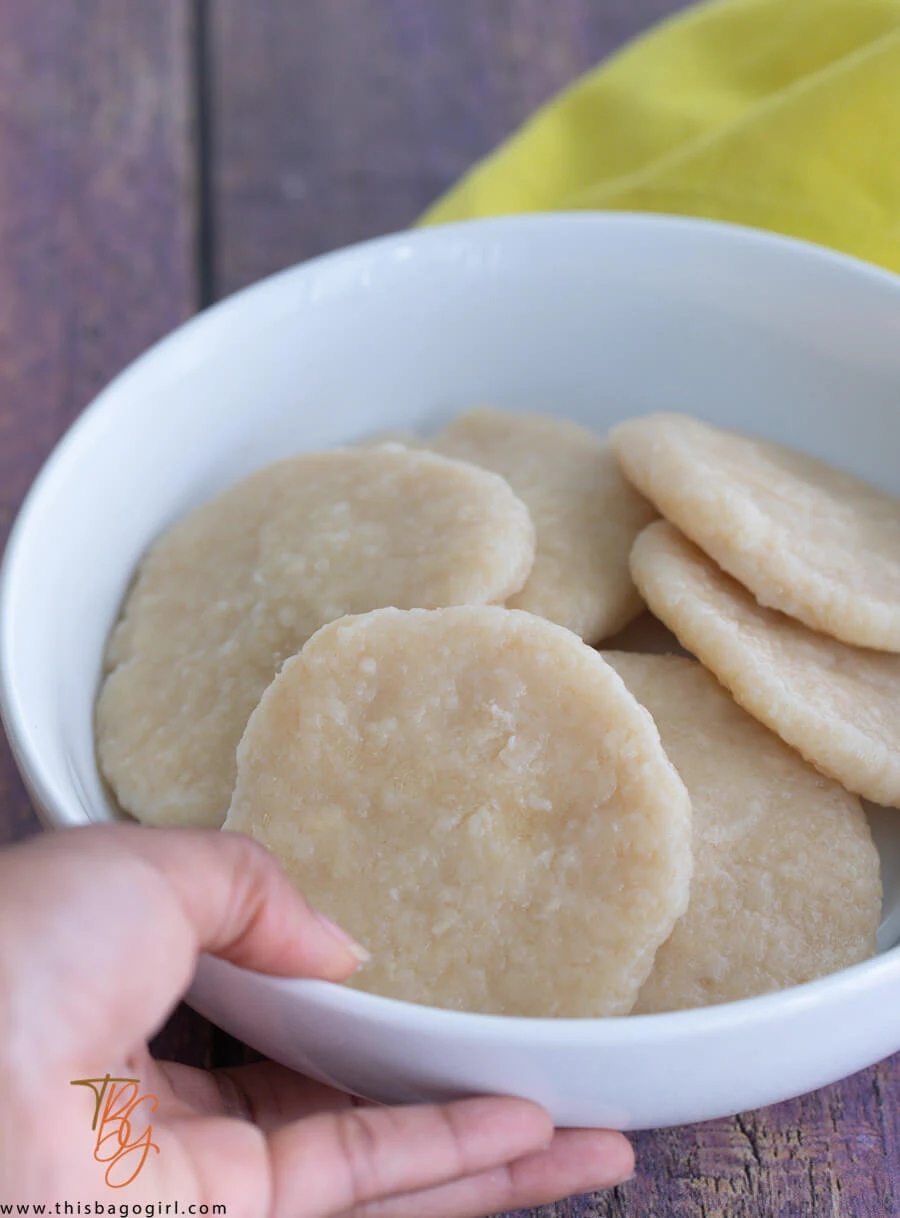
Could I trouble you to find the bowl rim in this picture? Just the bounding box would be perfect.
[195,937,900,1038]
[4,208,900,1035]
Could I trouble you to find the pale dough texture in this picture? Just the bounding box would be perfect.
[225,606,693,1017]
[97,446,535,829]
[425,409,656,642]
[611,413,900,651]
[631,521,900,806]
[605,653,880,1013]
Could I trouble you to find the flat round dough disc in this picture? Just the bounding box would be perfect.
[631,521,900,806]
[428,409,656,642]
[224,606,693,1017]
[611,413,900,651]
[605,652,880,1013]
[97,446,535,830]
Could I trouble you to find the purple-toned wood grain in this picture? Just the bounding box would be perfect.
[497,1058,900,1216]
[0,0,216,1068]
[0,1,197,846]
[208,0,690,296]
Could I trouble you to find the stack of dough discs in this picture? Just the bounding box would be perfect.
[425,408,657,642]
[605,653,881,1013]
[96,446,535,830]
[630,521,900,806]
[224,606,694,1017]
[611,412,900,651]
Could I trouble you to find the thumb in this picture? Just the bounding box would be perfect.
[0,825,367,1064]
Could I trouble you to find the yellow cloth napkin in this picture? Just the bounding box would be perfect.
[421,0,900,274]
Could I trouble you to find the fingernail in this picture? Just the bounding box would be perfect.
[314,909,371,965]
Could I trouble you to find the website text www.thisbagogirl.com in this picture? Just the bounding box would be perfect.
[0,1204,226,1215]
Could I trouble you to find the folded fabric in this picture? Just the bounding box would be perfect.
[421,0,900,273]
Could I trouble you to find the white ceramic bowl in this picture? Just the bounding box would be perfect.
[3,214,900,1130]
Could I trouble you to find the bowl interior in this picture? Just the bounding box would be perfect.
[4,213,900,959]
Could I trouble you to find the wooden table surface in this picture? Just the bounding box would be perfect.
[1,3,898,1214]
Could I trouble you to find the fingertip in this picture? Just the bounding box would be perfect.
[599,1129,635,1184]
[311,909,371,967]
[203,835,368,981]
[275,898,371,982]
[307,947,368,984]
[550,1127,636,1189]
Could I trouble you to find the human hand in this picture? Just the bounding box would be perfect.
[0,825,633,1216]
